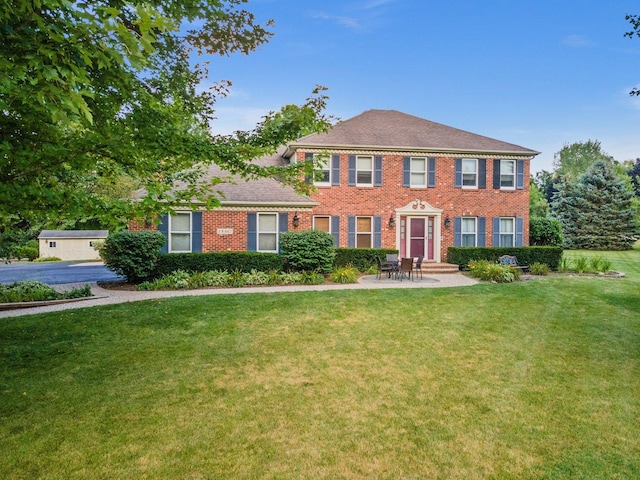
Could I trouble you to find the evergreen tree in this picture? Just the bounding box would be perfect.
[552,161,636,250]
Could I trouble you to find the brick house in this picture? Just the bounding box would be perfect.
[144,110,538,263]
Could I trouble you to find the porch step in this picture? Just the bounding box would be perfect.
[419,262,460,274]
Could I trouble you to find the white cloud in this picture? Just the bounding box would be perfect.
[562,35,593,47]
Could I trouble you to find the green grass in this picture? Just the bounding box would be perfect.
[1,248,639,479]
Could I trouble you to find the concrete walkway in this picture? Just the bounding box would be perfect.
[0,273,477,318]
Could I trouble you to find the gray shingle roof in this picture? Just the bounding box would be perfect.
[289,109,539,156]
[38,230,109,239]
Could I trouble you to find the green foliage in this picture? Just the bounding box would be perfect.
[280,229,336,273]
[553,140,613,183]
[529,262,550,275]
[529,217,564,246]
[573,256,590,274]
[468,260,518,283]
[330,265,360,284]
[13,240,39,261]
[0,281,92,303]
[0,1,331,228]
[34,256,62,262]
[153,251,283,278]
[529,180,550,217]
[334,248,399,272]
[447,247,564,270]
[137,267,326,290]
[552,161,636,250]
[102,230,166,283]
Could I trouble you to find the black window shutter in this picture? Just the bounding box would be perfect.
[331,154,341,186]
[374,156,382,186]
[402,156,410,187]
[453,217,462,246]
[373,216,382,248]
[516,160,525,189]
[279,213,288,233]
[158,214,169,254]
[331,215,340,246]
[348,155,356,185]
[304,152,313,184]
[247,213,257,251]
[492,217,500,247]
[428,157,436,187]
[478,159,486,189]
[454,158,462,188]
[493,159,501,189]
[477,217,486,247]
[516,217,524,246]
[347,216,356,247]
[191,212,202,253]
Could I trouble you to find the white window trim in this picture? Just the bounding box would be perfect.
[500,160,516,190]
[312,215,332,234]
[313,154,331,186]
[257,212,279,253]
[410,156,427,188]
[169,211,192,253]
[461,217,477,247]
[356,215,373,248]
[462,158,478,189]
[356,155,374,187]
[499,217,515,247]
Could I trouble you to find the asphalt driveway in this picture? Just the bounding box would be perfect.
[0,261,123,285]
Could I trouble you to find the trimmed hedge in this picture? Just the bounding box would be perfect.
[447,246,564,270]
[153,251,283,278]
[334,248,399,272]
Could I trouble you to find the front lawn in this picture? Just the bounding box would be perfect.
[1,249,639,479]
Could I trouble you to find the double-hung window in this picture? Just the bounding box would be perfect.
[500,160,516,189]
[462,159,478,188]
[257,213,278,252]
[356,156,373,186]
[410,157,426,187]
[356,216,373,248]
[499,217,515,247]
[169,212,191,253]
[313,154,331,185]
[461,217,477,247]
[313,216,331,233]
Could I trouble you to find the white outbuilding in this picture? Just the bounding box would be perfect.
[37,230,108,261]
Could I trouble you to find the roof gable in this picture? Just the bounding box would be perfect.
[290,109,538,156]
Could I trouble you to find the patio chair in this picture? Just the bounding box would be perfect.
[376,256,395,279]
[413,256,424,280]
[398,257,414,281]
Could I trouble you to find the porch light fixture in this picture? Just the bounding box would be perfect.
[388,215,396,228]
[292,213,300,228]
[444,216,451,229]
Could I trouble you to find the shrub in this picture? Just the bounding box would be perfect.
[529,262,550,276]
[13,245,39,261]
[101,230,166,283]
[448,246,563,271]
[280,230,336,273]
[330,265,359,284]
[589,255,613,273]
[334,248,398,272]
[0,281,93,303]
[468,260,518,283]
[573,256,590,274]
[34,256,62,262]
[153,251,283,278]
[529,217,564,246]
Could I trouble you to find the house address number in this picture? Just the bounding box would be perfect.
[217,228,233,235]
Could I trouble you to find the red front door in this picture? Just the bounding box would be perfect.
[409,217,434,260]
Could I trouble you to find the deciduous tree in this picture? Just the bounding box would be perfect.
[0,1,330,229]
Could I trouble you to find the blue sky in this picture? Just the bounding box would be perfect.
[203,0,640,173]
